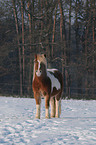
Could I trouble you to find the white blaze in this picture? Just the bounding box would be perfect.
[36,60,42,77]
[47,69,60,93]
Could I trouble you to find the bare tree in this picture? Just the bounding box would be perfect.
[75,0,79,54]
[84,0,90,97]
[21,0,25,85]
[52,3,57,58]
[68,0,72,57]
[27,0,32,95]
[12,0,22,96]
[91,0,95,96]
[58,0,69,97]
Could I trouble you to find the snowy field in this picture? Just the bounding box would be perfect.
[0,97,96,145]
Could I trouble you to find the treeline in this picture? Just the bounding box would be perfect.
[0,0,96,99]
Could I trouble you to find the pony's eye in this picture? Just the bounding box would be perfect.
[40,70,42,73]
[36,70,38,73]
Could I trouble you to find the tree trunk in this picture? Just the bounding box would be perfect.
[68,0,72,63]
[21,0,25,89]
[69,0,71,49]
[27,0,32,95]
[84,0,93,98]
[75,0,79,54]
[52,4,57,58]
[58,0,68,97]
[75,0,79,96]
[40,0,43,51]
[12,0,22,96]
[45,0,51,68]
[92,0,95,97]
[68,0,72,97]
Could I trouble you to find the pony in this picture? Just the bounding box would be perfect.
[32,54,63,119]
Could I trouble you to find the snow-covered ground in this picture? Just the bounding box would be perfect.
[0,97,96,145]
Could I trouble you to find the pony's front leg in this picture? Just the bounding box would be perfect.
[34,93,41,119]
[50,97,55,118]
[36,103,41,119]
[45,96,50,119]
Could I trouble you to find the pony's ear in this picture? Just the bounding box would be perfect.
[44,54,46,58]
[35,54,37,60]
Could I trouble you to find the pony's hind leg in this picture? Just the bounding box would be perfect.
[55,99,60,118]
[59,99,61,115]
[55,93,62,118]
[50,97,55,118]
[34,92,41,119]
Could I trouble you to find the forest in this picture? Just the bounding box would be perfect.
[0,0,96,99]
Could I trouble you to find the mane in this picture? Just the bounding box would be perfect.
[36,54,47,68]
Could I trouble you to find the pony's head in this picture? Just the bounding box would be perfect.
[34,54,47,77]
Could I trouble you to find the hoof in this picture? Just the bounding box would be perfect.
[55,115,60,118]
[35,116,40,119]
[51,115,55,118]
[45,116,50,119]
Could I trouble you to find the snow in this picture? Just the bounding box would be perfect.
[0,97,96,145]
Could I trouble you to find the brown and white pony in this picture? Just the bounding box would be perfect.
[32,54,63,119]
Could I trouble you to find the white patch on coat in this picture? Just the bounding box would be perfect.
[47,70,60,93]
[47,69,58,73]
